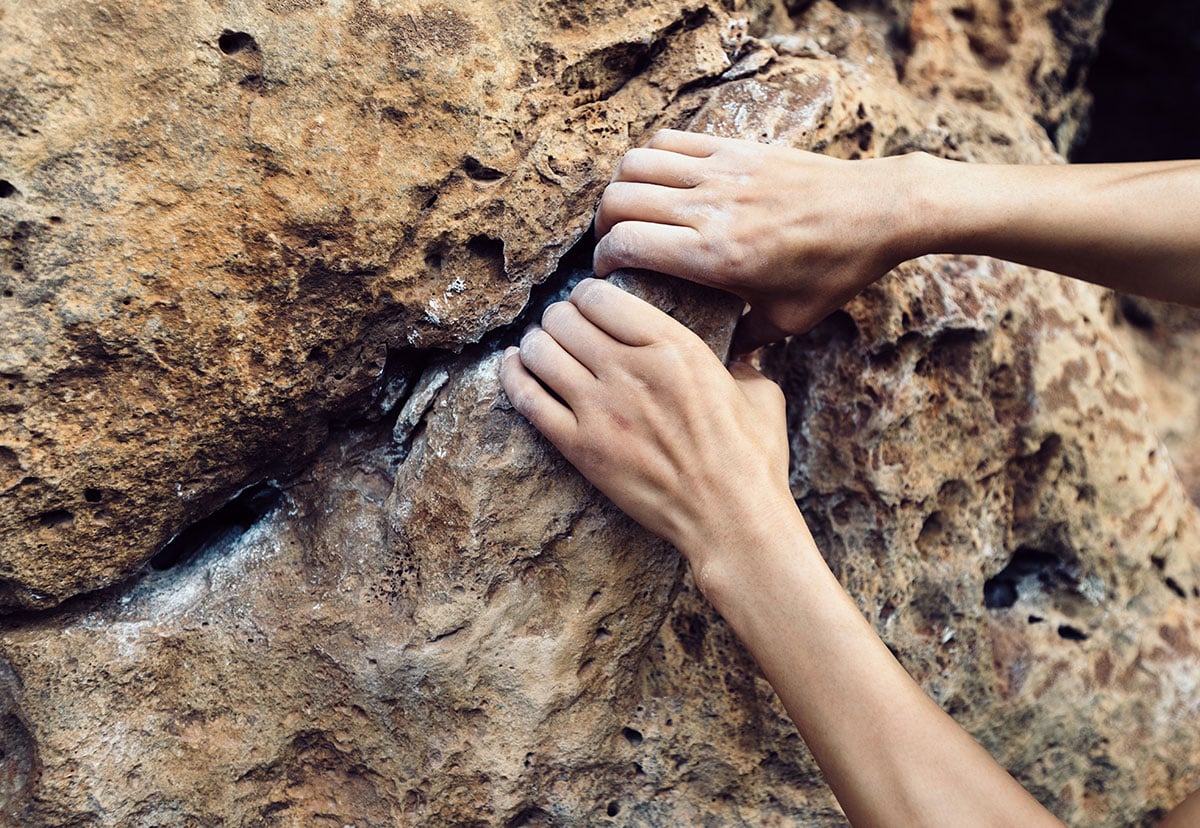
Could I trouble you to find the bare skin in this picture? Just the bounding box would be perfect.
[502,130,1200,824]
[501,280,1062,827]
[594,129,1200,350]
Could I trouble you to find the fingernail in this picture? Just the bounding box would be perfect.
[504,346,519,358]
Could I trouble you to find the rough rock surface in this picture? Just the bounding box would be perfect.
[2,0,1199,825]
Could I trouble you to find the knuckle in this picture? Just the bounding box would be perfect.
[701,235,743,277]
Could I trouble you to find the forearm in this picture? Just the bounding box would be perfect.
[906,154,1200,305]
[693,508,1063,828]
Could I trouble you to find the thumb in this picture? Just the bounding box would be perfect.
[730,307,789,356]
[729,357,786,418]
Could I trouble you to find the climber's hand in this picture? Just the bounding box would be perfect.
[499,277,795,569]
[593,130,921,352]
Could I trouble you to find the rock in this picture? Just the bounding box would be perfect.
[0,0,755,608]
[1,0,1198,825]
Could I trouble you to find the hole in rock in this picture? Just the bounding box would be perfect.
[83,488,103,503]
[1057,624,1089,641]
[1073,0,1200,162]
[1165,577,1187,599]
[467,234,506,275]
[218,30,258,56]
[621,727,643,747]
[0,181,16,198]
[37,509,74,529]
[1,290,11,298]
[462,156,506,182]
[983,546,1077,610]
[150,482,282,570]
[606,801,620,817]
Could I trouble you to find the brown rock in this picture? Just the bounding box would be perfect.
[0,0,1197,825]
[0,0,755,608]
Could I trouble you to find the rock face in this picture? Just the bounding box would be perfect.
[1,0,1198,825]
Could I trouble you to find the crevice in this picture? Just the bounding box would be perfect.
[479,228,598,353]
[149,482,284,571]
[983,545,1080,610]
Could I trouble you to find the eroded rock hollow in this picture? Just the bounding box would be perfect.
[1,0,1198,824]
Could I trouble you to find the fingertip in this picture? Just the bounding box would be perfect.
[592,235,614,277]
[502,346,520,368]
[569,276,602,305]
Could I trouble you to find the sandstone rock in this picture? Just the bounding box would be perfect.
[0,0,764,608]
[0,0,1198,825]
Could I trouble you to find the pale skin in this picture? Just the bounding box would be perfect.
[500,129,1200,825]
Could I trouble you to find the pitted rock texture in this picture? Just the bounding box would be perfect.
[2,0,1199,825]
[0,0,769,608]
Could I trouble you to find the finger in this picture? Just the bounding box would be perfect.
[610,147,704,187]
[731,307,791,355]
[730,359,784,408]
[595,181,698,239]
[540,300,611,376]
[592,221,705,281]
[645,129,720,158]
[518,325,595,405]
[568,277,684,347]
[500,346,577,443]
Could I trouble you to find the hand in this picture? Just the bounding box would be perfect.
[499,278,795,573]
[593,130,922,351]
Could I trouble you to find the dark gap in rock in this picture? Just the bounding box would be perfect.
[467,234,505,270]
[507,806,552,828]
[36,509,73,529]
[218,30,258,56]
[150,482,283,570]
[0,181,16,199]
[1073,0,1200,162]
[481,229,597,352]
[1164,577,1187,599]
[83,488,103,503]
[606,801,620,817]
[983,545,1077,609]
[1057,623,1089,641]
[1028,614,1044,624]
[621,727,643,747]
[1118,295,1155,330]
[462,156,506,182]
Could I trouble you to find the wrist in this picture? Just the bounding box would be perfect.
[885,151,963,263]
[682,497,822,618]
